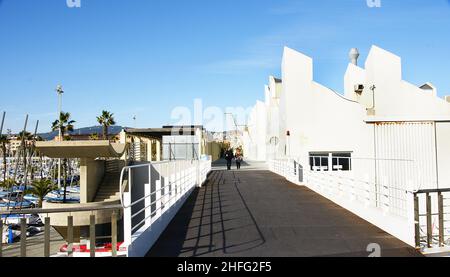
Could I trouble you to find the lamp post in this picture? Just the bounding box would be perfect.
[56,85,64,189]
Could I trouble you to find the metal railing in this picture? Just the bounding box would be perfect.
[119,158,211,250]
[0,204,122,257]
[414,189,450,250]
[1,158,212,258]
[269,155,417,219]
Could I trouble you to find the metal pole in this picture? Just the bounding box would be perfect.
[20,217,27,257]
[67,215,74,257]
[414,194,421,249]
[426,193,432,248]
[58,91,62,189]
[20,120,39,210]
[90,214,96,257]
[0,111,5,137]
[9,115,28,210]
[111,210,117,257]
[44,217,50,257]
[438,192,444,247]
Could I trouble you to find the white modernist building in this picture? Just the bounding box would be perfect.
[243,45,450,249]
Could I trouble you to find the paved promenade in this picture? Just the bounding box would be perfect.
[147,160,421,257]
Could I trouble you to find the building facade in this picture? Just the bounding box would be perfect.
[243,45,450,247]
[244,45,450,191]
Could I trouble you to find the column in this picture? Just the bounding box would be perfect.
[147,139,154,162]
[156,140,161,161]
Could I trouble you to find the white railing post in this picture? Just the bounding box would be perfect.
[164,163,169,212]
[196,160,201,188]
[145,164,152,227]
[176,162,181,201]
[328,153,333,172]
[123,192,132,249]
[155,180,162,220]
[170,162,175,206]
[144,182,151,227]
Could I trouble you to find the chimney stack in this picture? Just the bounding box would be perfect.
[349,48,360,66]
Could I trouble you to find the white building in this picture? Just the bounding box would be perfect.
[244,45,450,248]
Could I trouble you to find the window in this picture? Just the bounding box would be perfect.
[309,153,329,171]
[332,153,352,171]
[309,152,352,171]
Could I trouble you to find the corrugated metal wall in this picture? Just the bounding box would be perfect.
[374,122,437,192]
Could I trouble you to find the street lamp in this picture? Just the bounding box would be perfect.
[56,85,64,189]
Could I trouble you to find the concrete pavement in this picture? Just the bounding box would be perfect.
[146,160,422,257]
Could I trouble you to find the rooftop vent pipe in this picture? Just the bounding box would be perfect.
[349,48,360,66]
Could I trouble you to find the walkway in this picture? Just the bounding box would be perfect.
[146,160,421,257]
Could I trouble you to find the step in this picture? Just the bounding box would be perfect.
[97,191,120,195]
[96,191,119,196]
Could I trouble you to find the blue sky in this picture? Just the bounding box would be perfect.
[0,0,450,133]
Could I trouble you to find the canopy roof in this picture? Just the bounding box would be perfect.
[35,141,127,159]
[124,126,201,139]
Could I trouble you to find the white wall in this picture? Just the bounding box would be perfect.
[244,100,267,161]
[246,45,450,190]
[265,76,282,160]
[278,47,374,167]
[436,122,450,189]
[345,45,450,118]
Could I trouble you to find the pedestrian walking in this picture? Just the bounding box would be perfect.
[224,148,234,170]
[235,149,243,170]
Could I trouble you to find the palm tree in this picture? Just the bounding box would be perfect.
[0,134,10,182]
[51,112,75,203]
[26,179,56,208]
[0,178,17,191]
[97,110,116,140]
[89,133,99,140]
[18,131,33,140]
[52,112,76,140]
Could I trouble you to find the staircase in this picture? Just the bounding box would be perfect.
[94,160,125,202]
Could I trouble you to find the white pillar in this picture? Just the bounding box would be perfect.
[328,153,333,172]
[144,182,151,228]
[147,139,154,162]
[196,128,202,159]
[156,140,161,161]
[155,180,162,220]
[119,130,126,144]
[123,192,132,248]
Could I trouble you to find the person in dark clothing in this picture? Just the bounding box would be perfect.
[224,149,234,170]
[235,149,243,170]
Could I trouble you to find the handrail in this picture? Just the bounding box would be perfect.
[415,188,450,194]
[0,204,123,216]
[120,163,148,208]
[119,161,180,208]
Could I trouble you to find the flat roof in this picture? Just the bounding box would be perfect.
[124,127,201,139]
[35,141,127,158]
